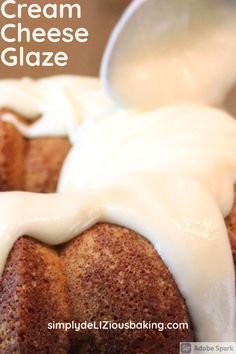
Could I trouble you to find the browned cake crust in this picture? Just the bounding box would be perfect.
[0,224,194,354]
[24,137,71,193]
[0,120,25,191]
[226,187,236,262]
[0,117,71,193]
[61,223,194,354]
[0,237,70,354]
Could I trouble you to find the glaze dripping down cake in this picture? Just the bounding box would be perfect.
[0,101,235,353]
[1,0,236,352]
[0,109,194,353]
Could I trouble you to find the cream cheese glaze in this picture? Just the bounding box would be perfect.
[57,103,236,341]
[0,75,115,143]
[0,103,235,341]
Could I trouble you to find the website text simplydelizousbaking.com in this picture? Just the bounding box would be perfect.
[48,320,189,332]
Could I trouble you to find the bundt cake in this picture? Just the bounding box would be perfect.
[1,1,236,351]
[0,110,193,354]
[0,103,235,354]
[1,0,236,350]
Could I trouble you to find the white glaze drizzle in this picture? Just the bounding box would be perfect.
[0,104,235,341]
[0,75,116,144]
